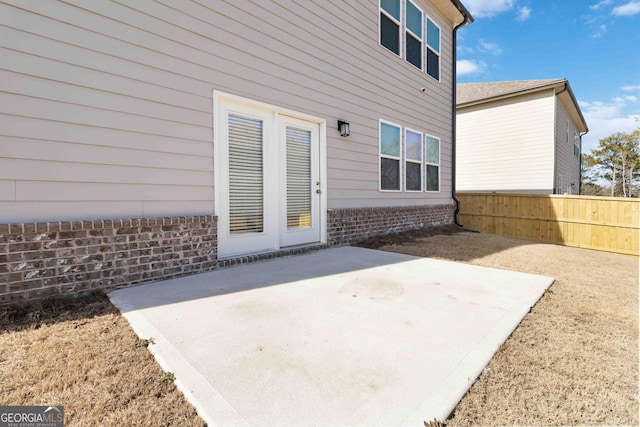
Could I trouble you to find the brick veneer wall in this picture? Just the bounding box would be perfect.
[1,205,455,306]
[0,216,217,306]
[327,204,455,246]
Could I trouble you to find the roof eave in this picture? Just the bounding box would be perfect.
[457,79,567,108]
[450,0,474,25]
[432,0,474,26]
[558,82,589,133]
[457,79,589,133]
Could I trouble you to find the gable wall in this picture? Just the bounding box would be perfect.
[0,0,456,222]
[456,89,556,193]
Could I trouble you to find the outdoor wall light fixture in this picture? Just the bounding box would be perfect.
[338,120,350,137]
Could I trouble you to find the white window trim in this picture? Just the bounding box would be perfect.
[404,127,423,192]
[425,16,441,82]
[425,134,441,193]
[379,0,403,57]
[379,119,403,192]
[405,0,424,70]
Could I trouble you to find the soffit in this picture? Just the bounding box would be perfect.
[431,0,473,26]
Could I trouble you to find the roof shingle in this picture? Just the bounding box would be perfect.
[457,79,566,105]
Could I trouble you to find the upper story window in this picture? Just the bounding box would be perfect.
[405,1,423,69]
[379,1,442,81]
[426,17,441,81]
[380,0,401,55]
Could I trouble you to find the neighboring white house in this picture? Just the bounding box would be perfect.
[0,1,472,303]
[456,79,588,194]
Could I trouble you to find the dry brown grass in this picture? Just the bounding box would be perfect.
[1,229,637,426]
[0,294,205,426]
[364,230,639,426]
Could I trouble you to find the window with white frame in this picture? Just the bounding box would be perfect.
[380,0,401,56]
[405,128,423,191]
[405,0,423,69]
[379,1,442,81]
[380,121,402,191]
[380,121,441,192]
[426,17,440,81]
[425,135,440,191]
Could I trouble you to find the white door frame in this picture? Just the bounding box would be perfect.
[278,115,321,247]
[213,90,327,259]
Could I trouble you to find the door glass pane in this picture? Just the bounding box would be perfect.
[286,126,312,229]
[228,114,263,234]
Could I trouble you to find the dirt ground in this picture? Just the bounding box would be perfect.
[1,228,638,426]
[362,227,639,426]
[0,294,205,427]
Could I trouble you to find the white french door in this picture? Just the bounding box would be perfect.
[215,94,323,258]
[279,116,320,247]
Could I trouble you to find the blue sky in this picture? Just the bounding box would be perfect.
[456,0,640,154]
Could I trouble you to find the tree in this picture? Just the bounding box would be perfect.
[582,131,640,197]
[580,182,608,196]
[581,154,606,195]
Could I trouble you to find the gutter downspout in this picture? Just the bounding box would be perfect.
[451,11,472,227]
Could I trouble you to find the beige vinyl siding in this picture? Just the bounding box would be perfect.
[0,0,455,222]
[0,180,15,201]
[456,90,556,193]
[554,99,581,194]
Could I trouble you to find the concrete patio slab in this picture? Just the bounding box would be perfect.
[109,246,554,426]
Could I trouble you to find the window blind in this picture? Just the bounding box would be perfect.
[286,126,312,229]
[228,114,264,234]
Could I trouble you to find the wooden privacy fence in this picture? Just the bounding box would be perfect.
[457,193,640,256]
